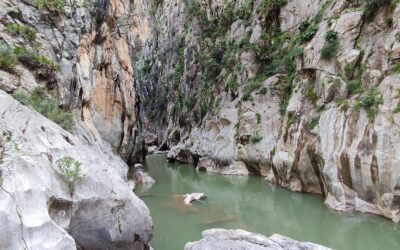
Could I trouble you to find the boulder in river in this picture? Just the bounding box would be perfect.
[184,193,207,205]
[134,164,156,184]
[184,229,332,250]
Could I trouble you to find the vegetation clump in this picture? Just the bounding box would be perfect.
[14,87,74,131]
[299,21,318,43]
[0,44,17,72]
[320,30,339,60]
[363,0,393,22]
[6,23,37,41]
[249,132,263,144]
[355,87,383,118]
[58,157,85,195]
[307,116,320,130]
[36,0,65,13]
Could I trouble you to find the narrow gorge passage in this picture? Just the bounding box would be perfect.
[2,0,400,249]
[136,156,400,250]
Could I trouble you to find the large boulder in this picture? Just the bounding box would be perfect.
[184,229,332,250]
[0,91,153,249]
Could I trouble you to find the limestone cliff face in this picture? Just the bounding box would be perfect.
[139,0,400,222]
[0,0,148,164]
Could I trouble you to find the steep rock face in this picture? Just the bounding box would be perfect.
[0,91,153,249]
[184,229,332,250]
[0,0,148,164]
[139,0,400,222]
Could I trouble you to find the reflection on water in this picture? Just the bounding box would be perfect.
[135,155,400,250]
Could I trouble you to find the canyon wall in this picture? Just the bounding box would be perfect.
[139,0,400,222]
[0,0,154,248]
[0,0,149,164]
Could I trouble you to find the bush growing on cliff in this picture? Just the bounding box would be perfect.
[355,87,383,118]
[0,44,17,72]
[6,23,36,42]
[14,87,74,131]
[307,116,320,130]
[58,157,84,195]
[299,21,318,43]
[320,30,339,60]
[249,132,263,144]
[36,0,65,13]
[363,0,392,22]
[13,47,59,77]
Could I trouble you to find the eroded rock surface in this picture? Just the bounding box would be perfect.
[0,91,153,249]
[184,229,332,250]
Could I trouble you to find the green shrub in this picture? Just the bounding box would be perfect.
[242,77,265,101]
[200,100,210,118]
[300,24,318,43]
[320,30,339,60]
[14,91,30,105]
[307,116,320,130]
[6,23,36,41]
[336,98,349,111]
[36,0,65,13]
[287,113,297,127]
[256,113,261,124]
[15,87,74,131]
[13,47,58,73]
[393,105,400,113]
[58,157,84,195]
[356,87,383,118]
[347,81,364,95]
[184,95,196,110]
[363,0,392,22]
[325,30,338,42]
[0,44,17,71]
[249,132,263,144]
[306,86,318,103]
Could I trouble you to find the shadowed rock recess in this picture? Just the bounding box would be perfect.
[0,0,400,249]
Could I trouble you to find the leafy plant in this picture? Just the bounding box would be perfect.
[320,30,339,60]
[58,157,85,195]
[0,44,17,71]
[336,98,349,111]
[300,24,318,43]
[6,23,36,41]
[36,0,65,13]
[347,81,364,95]
[355,87,383,119]
[13,47,59,75]
[256,113,261,124]
[307,116,320,130]
[14,87,74,131]
[249,132,263,144]
[287,113,297,127]
[363,0,392,22]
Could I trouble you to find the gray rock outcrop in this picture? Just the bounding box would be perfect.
[0,91,153,249]
[184,229,332,250]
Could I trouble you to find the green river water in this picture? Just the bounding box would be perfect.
[135,155,400,250]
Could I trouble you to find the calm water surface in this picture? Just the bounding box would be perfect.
[135,155,400,250]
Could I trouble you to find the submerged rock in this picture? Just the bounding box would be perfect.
[184,229,332,250]
[184,193,207,205]
[134,164,156,184]
[0,92,153,249]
